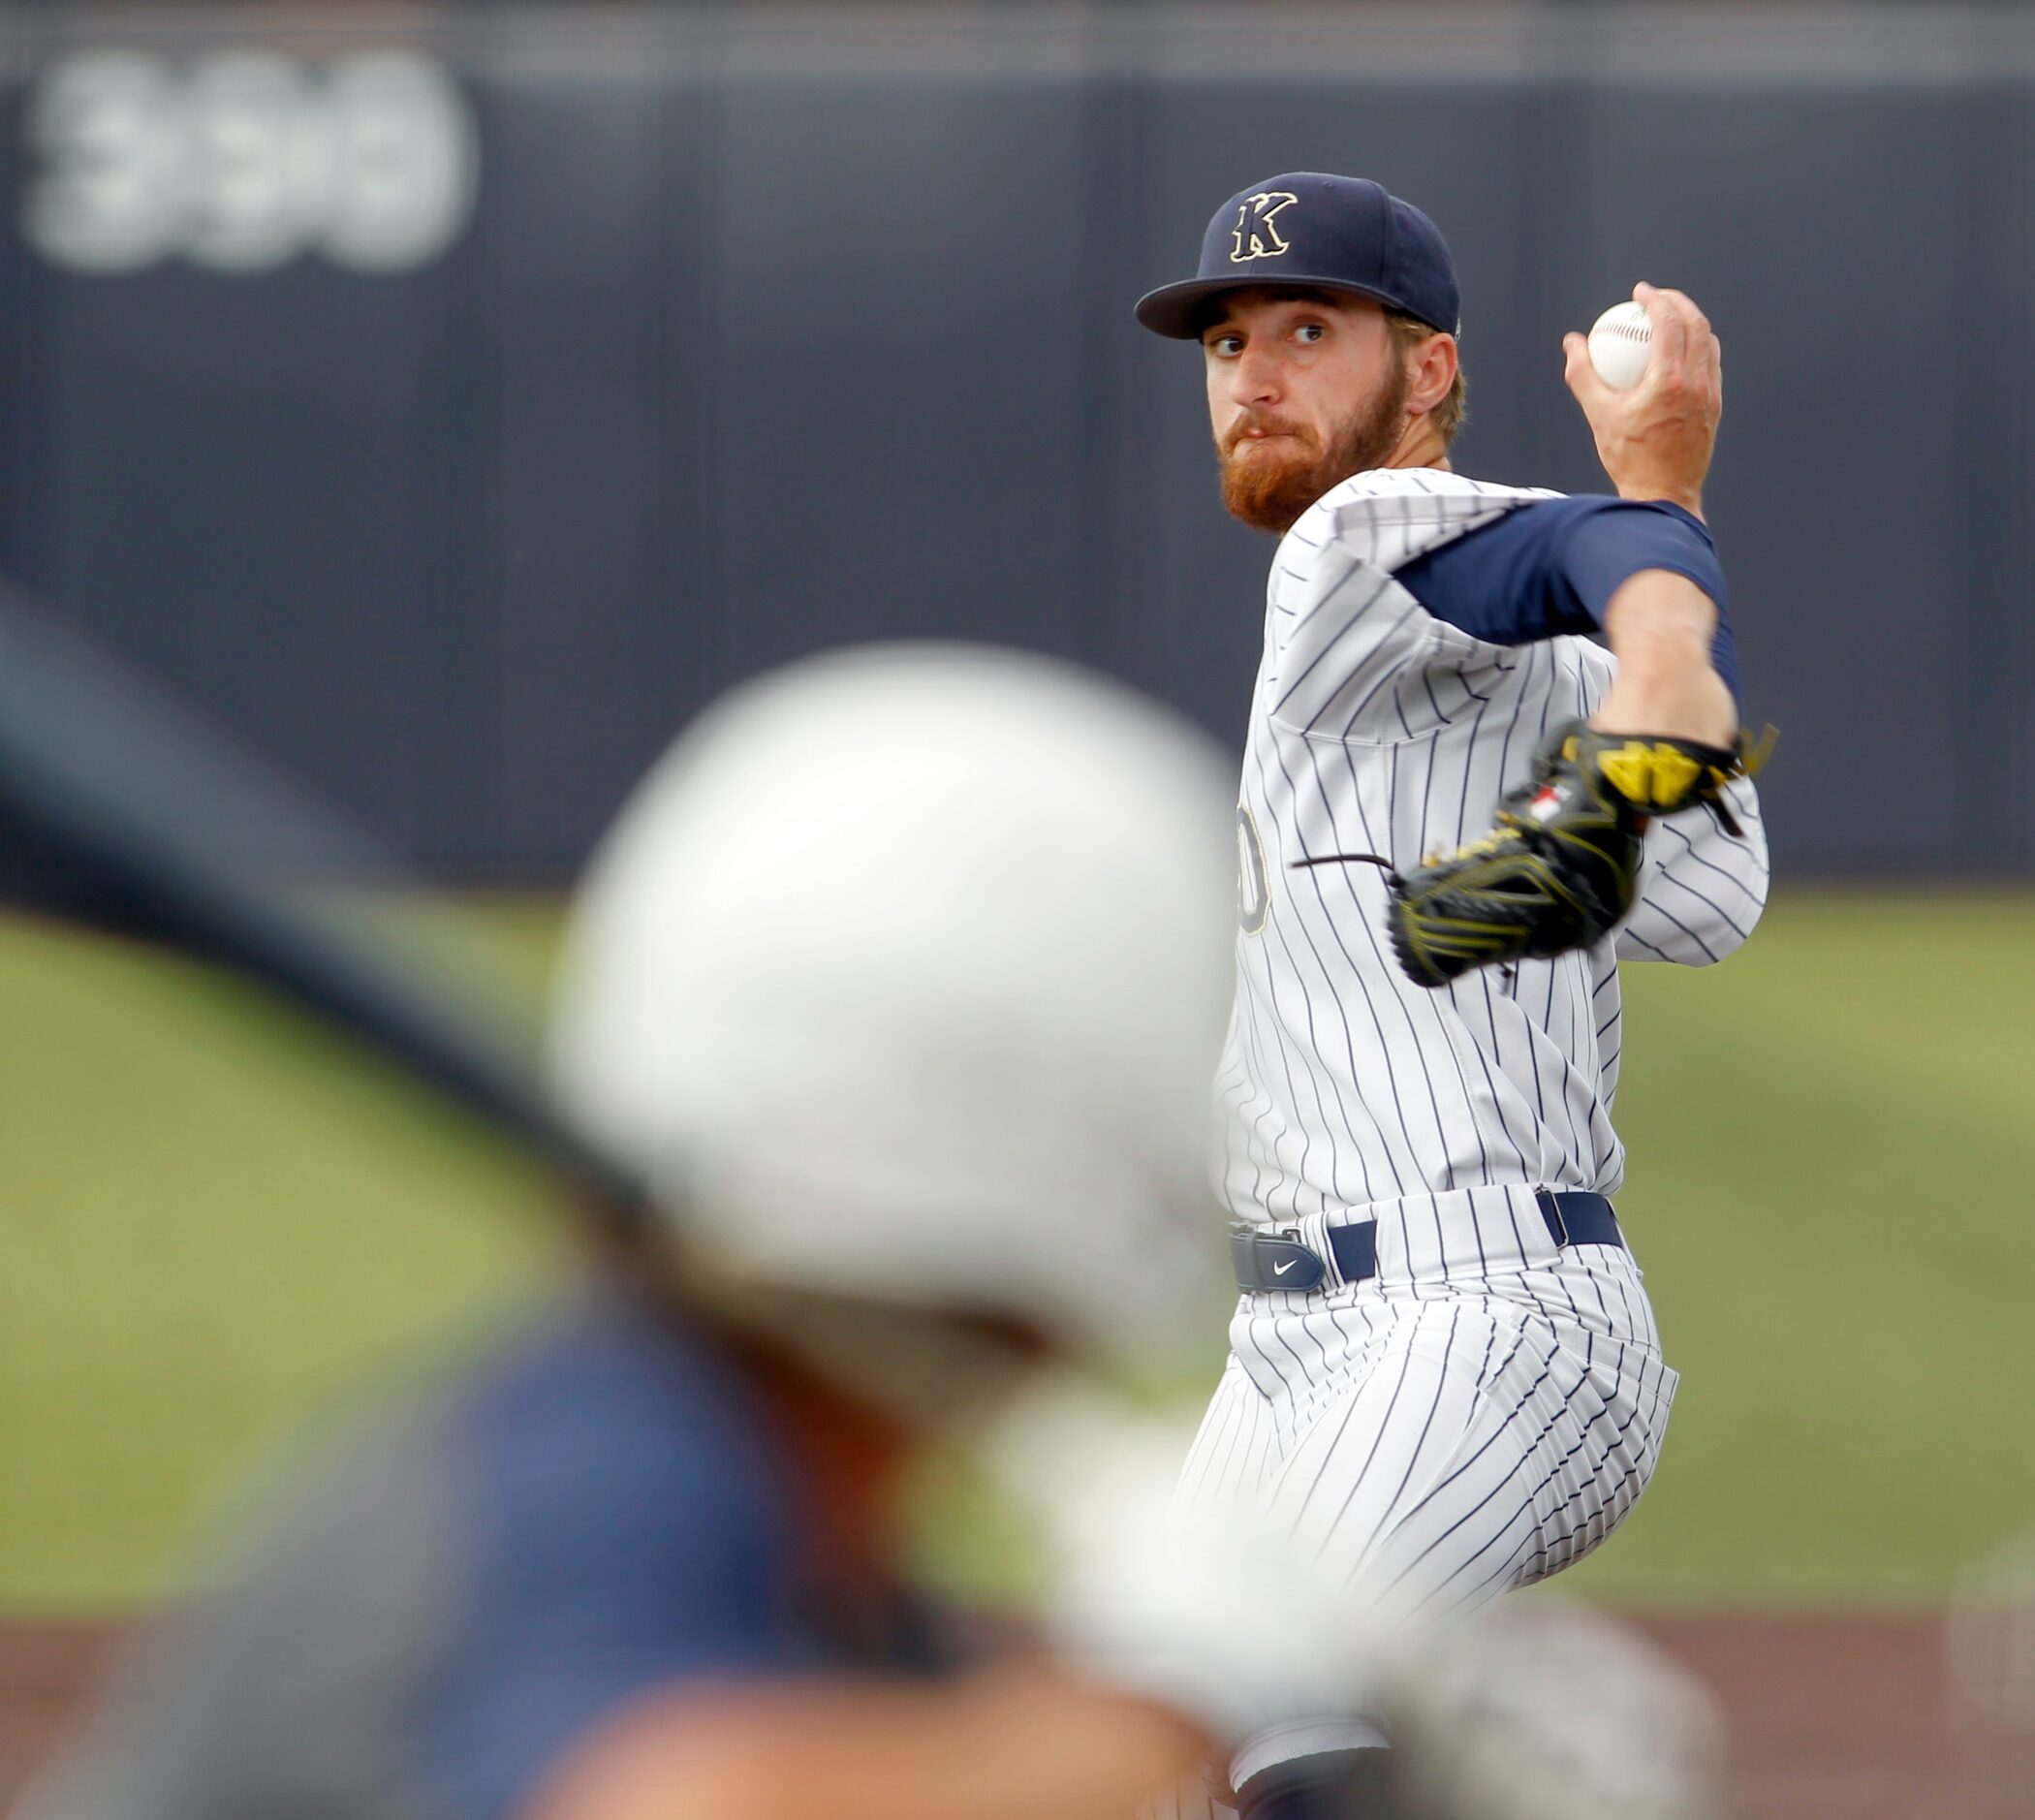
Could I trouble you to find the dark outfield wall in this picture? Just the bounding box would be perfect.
[0,4,2027,880]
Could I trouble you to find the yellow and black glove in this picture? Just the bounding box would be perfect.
[1385,721,1757,988]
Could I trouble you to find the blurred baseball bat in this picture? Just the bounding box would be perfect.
[0,581,655,1234]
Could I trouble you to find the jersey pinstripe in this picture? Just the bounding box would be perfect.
[1216,467,1768,1227]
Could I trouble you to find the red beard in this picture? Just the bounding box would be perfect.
[1216,363,1413,534]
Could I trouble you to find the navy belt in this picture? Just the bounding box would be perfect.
[1230,1191,1623,1295]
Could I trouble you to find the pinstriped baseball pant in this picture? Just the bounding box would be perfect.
[1164,1217,1676,1808]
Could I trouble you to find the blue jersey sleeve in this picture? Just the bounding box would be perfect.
[1394,495,1739,700]
[420,1302,813,1820]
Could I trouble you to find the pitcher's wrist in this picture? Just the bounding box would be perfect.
[1613,481,1705,521]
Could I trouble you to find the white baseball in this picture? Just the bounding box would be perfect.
[1587,300,1653,391]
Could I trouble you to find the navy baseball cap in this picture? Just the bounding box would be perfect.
[1135,173,1460,340]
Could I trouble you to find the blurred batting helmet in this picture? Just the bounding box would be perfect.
[547,644,1237,1358]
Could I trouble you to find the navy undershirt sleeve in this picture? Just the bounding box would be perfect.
[1394,495,1739,701]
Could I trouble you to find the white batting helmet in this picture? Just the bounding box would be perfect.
[547,644,1237,1357]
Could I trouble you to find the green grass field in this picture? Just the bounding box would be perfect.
[3,891,2029,1614]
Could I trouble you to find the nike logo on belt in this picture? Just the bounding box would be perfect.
[1273,1258,1300,1276]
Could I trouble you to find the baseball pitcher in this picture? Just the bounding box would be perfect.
[1135,173,1769,1816]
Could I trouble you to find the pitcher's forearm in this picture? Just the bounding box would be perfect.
[1592,568,1737,747]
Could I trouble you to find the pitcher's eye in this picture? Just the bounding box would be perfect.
[1295,323,1327,345]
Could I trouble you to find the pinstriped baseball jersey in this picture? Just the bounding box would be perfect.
[1218,466,1769,1230]
[1153,466,1768,1818]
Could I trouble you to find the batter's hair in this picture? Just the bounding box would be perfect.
[1385,309,1468,448]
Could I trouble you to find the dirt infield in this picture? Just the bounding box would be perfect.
[1627,1613,2026,1818]
[0,1611,2025,1816]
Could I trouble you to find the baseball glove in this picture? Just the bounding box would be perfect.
[1384,721,1758,988]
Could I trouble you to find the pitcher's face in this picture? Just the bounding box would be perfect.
[1203,288,1410,534]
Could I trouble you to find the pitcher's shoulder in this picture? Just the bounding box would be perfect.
[1276,470,1565,582]
[1284,470,1563,548]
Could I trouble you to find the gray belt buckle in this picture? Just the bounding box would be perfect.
[1229,1222,1327,1294]
[1541,1191,1570,1248]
